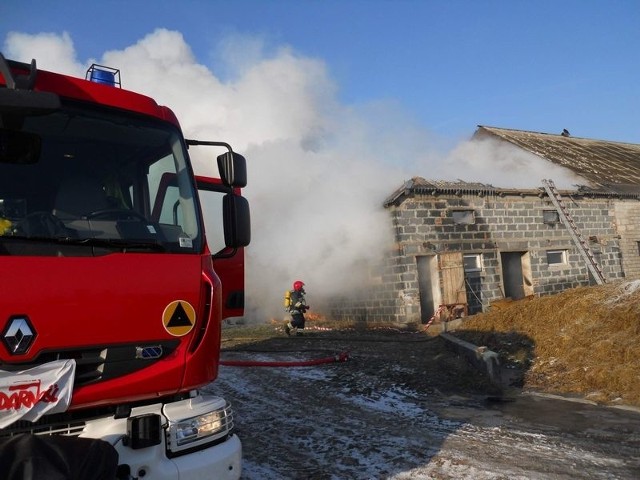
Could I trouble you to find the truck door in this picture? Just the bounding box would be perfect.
[196,178,246,320]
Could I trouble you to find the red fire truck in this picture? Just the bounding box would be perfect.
[0,54,249,479]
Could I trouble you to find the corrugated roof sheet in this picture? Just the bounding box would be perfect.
[475,126,640,190]
[408,178,498,190]
[383,177,523,207]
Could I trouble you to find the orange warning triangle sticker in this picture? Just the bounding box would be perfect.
[163,301,196,336]
[167,302,192,327]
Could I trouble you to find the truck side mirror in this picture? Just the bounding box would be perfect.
[223,193,250,248]
[217,152,247,188]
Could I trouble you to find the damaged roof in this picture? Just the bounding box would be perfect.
[383,174,640,207]
[475,126,640,191]
[385,126,640,207]
[383,177,533,207]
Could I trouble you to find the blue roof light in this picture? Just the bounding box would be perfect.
[85,64,121,88]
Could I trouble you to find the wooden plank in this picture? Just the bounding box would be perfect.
[439,252,467,305]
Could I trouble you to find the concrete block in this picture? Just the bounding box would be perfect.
[440,333,502,386]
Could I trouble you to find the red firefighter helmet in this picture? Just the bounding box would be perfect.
[293,280,305,291]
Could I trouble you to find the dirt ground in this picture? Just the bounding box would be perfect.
[221,278,640,409]
[208,323,640,479]
[220,326,500,397]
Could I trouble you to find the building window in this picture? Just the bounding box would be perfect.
[543,210,560,224]
[546,249,567,265]
[463,253,482,272]
[452,210,475,225]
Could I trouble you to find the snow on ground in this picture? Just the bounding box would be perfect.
[204,342,640,479]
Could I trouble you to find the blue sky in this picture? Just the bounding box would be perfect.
[2,0,639,315]
[2,0,639,144]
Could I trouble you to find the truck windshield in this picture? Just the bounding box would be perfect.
[0,102,203,255]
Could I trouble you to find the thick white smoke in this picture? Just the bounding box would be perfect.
[3,29,584,322]
[434,138,585,189]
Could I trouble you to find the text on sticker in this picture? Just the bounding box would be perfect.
[0,381,60,412]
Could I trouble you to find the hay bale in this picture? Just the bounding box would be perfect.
[457,281,640,407]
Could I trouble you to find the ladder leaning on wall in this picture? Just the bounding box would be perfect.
[542,179,606,285]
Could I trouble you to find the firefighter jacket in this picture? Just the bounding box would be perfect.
[288,289,308,314]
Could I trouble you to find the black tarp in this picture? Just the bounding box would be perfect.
[0,434,118,480]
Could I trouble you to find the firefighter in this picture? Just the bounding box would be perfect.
[284,280,309,336]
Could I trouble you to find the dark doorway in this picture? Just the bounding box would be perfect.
[463,254,483,314]
[417,255,440,323]
[500,251,533,300]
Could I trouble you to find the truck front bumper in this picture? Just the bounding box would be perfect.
[80,395,242,480]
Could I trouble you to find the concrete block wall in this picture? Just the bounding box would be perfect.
[329,190,635,326]
[614,202,640,279]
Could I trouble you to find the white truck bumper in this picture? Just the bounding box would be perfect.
[80,394,242,480]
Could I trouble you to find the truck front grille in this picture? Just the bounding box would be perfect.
[0,394,192,439]
[1,340,179,388]
[0,406,118,438]
[2,418,86,437]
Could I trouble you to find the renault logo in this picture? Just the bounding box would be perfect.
[2,315,36,355]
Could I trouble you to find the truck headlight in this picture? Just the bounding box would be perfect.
[164,396,234,456]
[174,410,224,445]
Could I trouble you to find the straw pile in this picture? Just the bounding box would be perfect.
[457,280,640,407]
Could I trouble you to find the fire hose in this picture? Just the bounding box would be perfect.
[220,351,349,367]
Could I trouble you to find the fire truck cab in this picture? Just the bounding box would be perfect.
[0,54,248,479]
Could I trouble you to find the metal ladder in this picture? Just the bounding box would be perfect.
[542,179,606,285]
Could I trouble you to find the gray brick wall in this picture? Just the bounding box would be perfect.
[614,202,640,278]
[329,190,639,326]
